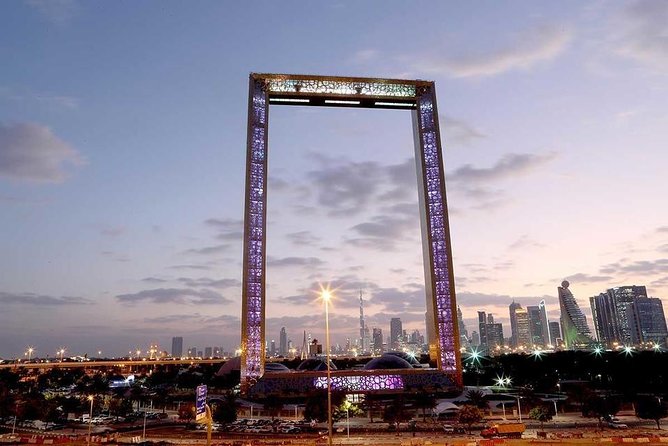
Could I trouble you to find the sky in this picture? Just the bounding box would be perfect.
[1,1,668,359]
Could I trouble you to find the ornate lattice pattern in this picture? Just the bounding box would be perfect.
[416,87,458,374]
[266,78,416,98]
[241,79,268,388]
[313,374,403,391]
[247,370,457,397]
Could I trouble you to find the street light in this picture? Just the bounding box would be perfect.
[320,285,333,446]
[515,396,522,422]
[26,347,34,361]
[87,395,94,446]
[58,348,65,362]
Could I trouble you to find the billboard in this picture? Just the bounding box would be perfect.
[195,384,207,422]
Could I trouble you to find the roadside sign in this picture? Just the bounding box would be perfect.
[196,385,207,422]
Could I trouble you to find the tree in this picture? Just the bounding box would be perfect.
[212,393,237,424]
[263,396,284,420]
[304,390,345,423]
[178,403,195,426]
[582,393,620,428]
[636,397,668,430]
[382,397,413,430]
[457,405,484,433]
[412,390,437,422]
[528,405,553,430]
[465,389,487,409]
[360,394,382,423]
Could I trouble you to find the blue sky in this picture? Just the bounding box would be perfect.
[1,0,668,358]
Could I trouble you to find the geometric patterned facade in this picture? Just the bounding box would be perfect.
[241,73,462,392]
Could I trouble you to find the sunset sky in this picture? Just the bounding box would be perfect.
[1,1,668,358]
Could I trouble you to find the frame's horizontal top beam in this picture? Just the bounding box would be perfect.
[252,72,432,102]
[268,93,416,110]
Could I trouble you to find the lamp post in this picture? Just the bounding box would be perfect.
[321,287,333,446]
[87,396,94,446]
[516,396,522,422]
[58,348,65,362]
[552,400,558,420]
[26,347,34,361]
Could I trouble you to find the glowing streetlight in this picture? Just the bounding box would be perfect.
[623,346,634,356]
[319,285,334,446]
[57,348,65,362]
[593,346,603,356]
[87,395,94,446]
[653,343,662,352]
[25,347,34,361]
[531,349,544,360]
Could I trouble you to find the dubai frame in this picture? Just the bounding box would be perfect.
[240,73,462,393]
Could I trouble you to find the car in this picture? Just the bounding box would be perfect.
[442,424,455,433]
[608,422,628,429]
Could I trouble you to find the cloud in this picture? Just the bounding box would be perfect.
[0,291,91,306]
[177,277,241,289]
[414,24,572,78]
[449,152,556,184]
[116,288,232,305]
[600,259,668,276]
[442,116,486,146]
[267,256,326,268]
[345,214,418,251]
[183,244,230,255]
[25,0,78,25]
[0,122,85,183]
[613,0,668,72]
[141,277,169,284]
[307,158,385,216]
[286,231,321,247]
[144,313,239,330]
[658,244,668,253]
[562,273,614,284]
[99,225,125,238]
[204,218,243,241]
[657,226,668,233]
[168,264,211,271]
[508,235,545,251]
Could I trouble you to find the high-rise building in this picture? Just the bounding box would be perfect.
[548,321,562,346]
[204,346,213,358]
[390,318,402,350]
[487,323,504,349]
[187,347,197,357]
[631,297,668,344]
[270,340,276,356]
[372,327,383,354]
[538,300,550,346]
[471,331,480,347]
[279,327,287,356]
[527,305,548,347]
[171,337,183,358]
[477,311,488,352]
[359,290,366,352]
[558,281,594,349]
[590,285,649,346]
[508,301,523,347]
[514,308,531,348]
[457,306,468,345]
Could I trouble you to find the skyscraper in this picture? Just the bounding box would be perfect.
[527,305,547,347]
[279,327,287,356]
[508,301,523,347]
[457,306,468,345]
[171,336,183,358]
[372,327,383,354]
[487,323,504,349]
[205,346,213,358]
[631,297,668,344]
[477,311,488,352]
[590,285,649,346]
[390,318,402,350]
[359,290,365,352]
[548,321,562,346]
[558,280,594,349]
[514,308,531,348]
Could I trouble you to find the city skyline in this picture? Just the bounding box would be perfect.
[2,1,668,358]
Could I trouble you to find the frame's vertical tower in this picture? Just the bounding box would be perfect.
[240,76,269,390]
[413,84,461,382]
[240,74,462,391]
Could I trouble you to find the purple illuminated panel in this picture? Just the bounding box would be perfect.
[314,375,404,392]
[415,86,460,376]
[241,78,269,389]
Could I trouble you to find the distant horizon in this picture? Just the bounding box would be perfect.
[2,1,667,359]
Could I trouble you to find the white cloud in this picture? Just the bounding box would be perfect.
[25,0,78,25]
[0,122,85,183]
[414,24,572,78]
[613,0,668,72]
